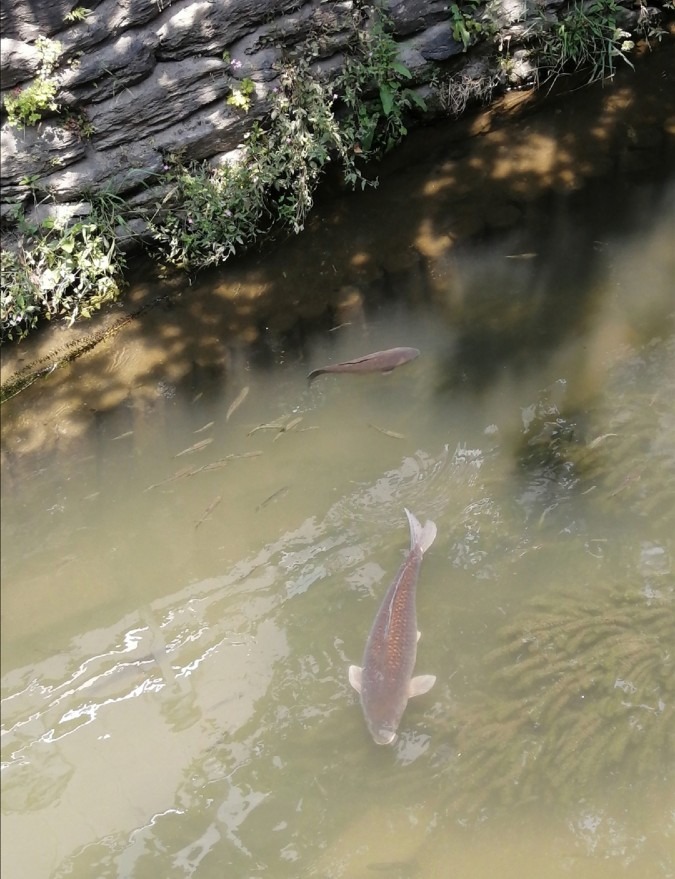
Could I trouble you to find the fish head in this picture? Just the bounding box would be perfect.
[367,719,399,746]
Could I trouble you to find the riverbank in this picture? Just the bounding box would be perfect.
[2,3,673,342]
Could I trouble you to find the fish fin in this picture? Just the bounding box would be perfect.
[408,674,436,697]
[348,665,363,693]
[307,369,325,382]
[404,508,437,554]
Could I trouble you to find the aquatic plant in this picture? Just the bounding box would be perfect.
[442,579,674,813]
[570,339,675,529]
[433,337,675,815]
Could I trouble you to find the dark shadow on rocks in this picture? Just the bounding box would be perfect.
[1,34,674,461]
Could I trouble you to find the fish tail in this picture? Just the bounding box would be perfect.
[307,368,326,382]
[404,508,437,554]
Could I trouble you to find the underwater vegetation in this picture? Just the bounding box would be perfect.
[571,337,675,529]
[446,580,673,812]
[435,335,675,816]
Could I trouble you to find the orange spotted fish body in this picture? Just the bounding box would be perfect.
[349,509,437,745]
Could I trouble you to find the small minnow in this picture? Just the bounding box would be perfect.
[308,347,420,382]
[195,495,222,529]
[349,509,437,745]
[174,438,214,457]
[368,423,406,440]
[256,485,289,511]
[226,386,250,421]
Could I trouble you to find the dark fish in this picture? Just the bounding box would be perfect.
[349,509,437,745]
[308,347,420,381]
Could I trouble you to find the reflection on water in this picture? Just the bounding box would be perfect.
[2,87,675,879]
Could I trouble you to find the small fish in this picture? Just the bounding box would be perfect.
[308,347,420,381]
[143,466,195,492]
[174,437,214,457]
[368,423,406,440]
[505,252,538,260]
[201,451,263,471]
[248,420,287,437]
[256,485,289,511]
[194,421,215,434]
[273,416,303,440]
[226,386,250,421]
[195,495,222,529]
[587,432,619,449]
[349,509,437,745]
[111,430,134,441]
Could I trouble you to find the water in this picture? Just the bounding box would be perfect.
[2,58,675,878]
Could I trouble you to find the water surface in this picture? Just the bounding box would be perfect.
[2,60,675,879]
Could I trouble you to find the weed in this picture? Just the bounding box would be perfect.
[226,77,256,112]
[149,160,267,268]
[64,6,91,22]
[4,78,59,127]
[64,111,96,140]
[449,0,487,51]
[339,17,426,157]
[151,11,423,265]
[439,65,502,116]
[535,0,635,86]
[1,196,127,342]
[3,37,62,128]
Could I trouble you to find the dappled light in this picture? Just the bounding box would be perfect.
[1,32,674,879]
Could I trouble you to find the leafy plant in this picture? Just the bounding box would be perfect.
[148,160,268,268]
[64,110,95,140]
[339,17,426,157]
[64,6,91,22]
[535,0,635,86]
[449,0,486,51]
[3,36,62,128]
[4,78,59,127]
[151,12,424,265]
[226,77,256,113]
[1,197,127,343]
[248,59,365,232]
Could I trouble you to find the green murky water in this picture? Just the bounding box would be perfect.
[2,73,675,878]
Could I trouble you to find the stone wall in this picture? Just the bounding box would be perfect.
[0,0,649,237]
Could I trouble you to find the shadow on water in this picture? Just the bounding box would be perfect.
[1,35,675,879]
[1,34,674,456]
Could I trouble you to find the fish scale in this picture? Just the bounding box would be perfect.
[349,509,437,745]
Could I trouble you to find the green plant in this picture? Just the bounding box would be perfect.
[4,77,59,127]
[64,6,90,22]
[35,36,62,70]
[444,581,674,813]
[449,0,486,51]
[64,111,96,140]
[148,160,268,267]
[151,12,423,266]
[226,77,256,112]
[1,197,127,343]
[248,58,366,232]
[3,36,62,127]
[339,18,426,157]
[535,0,635,86]
[634,0,667,44]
